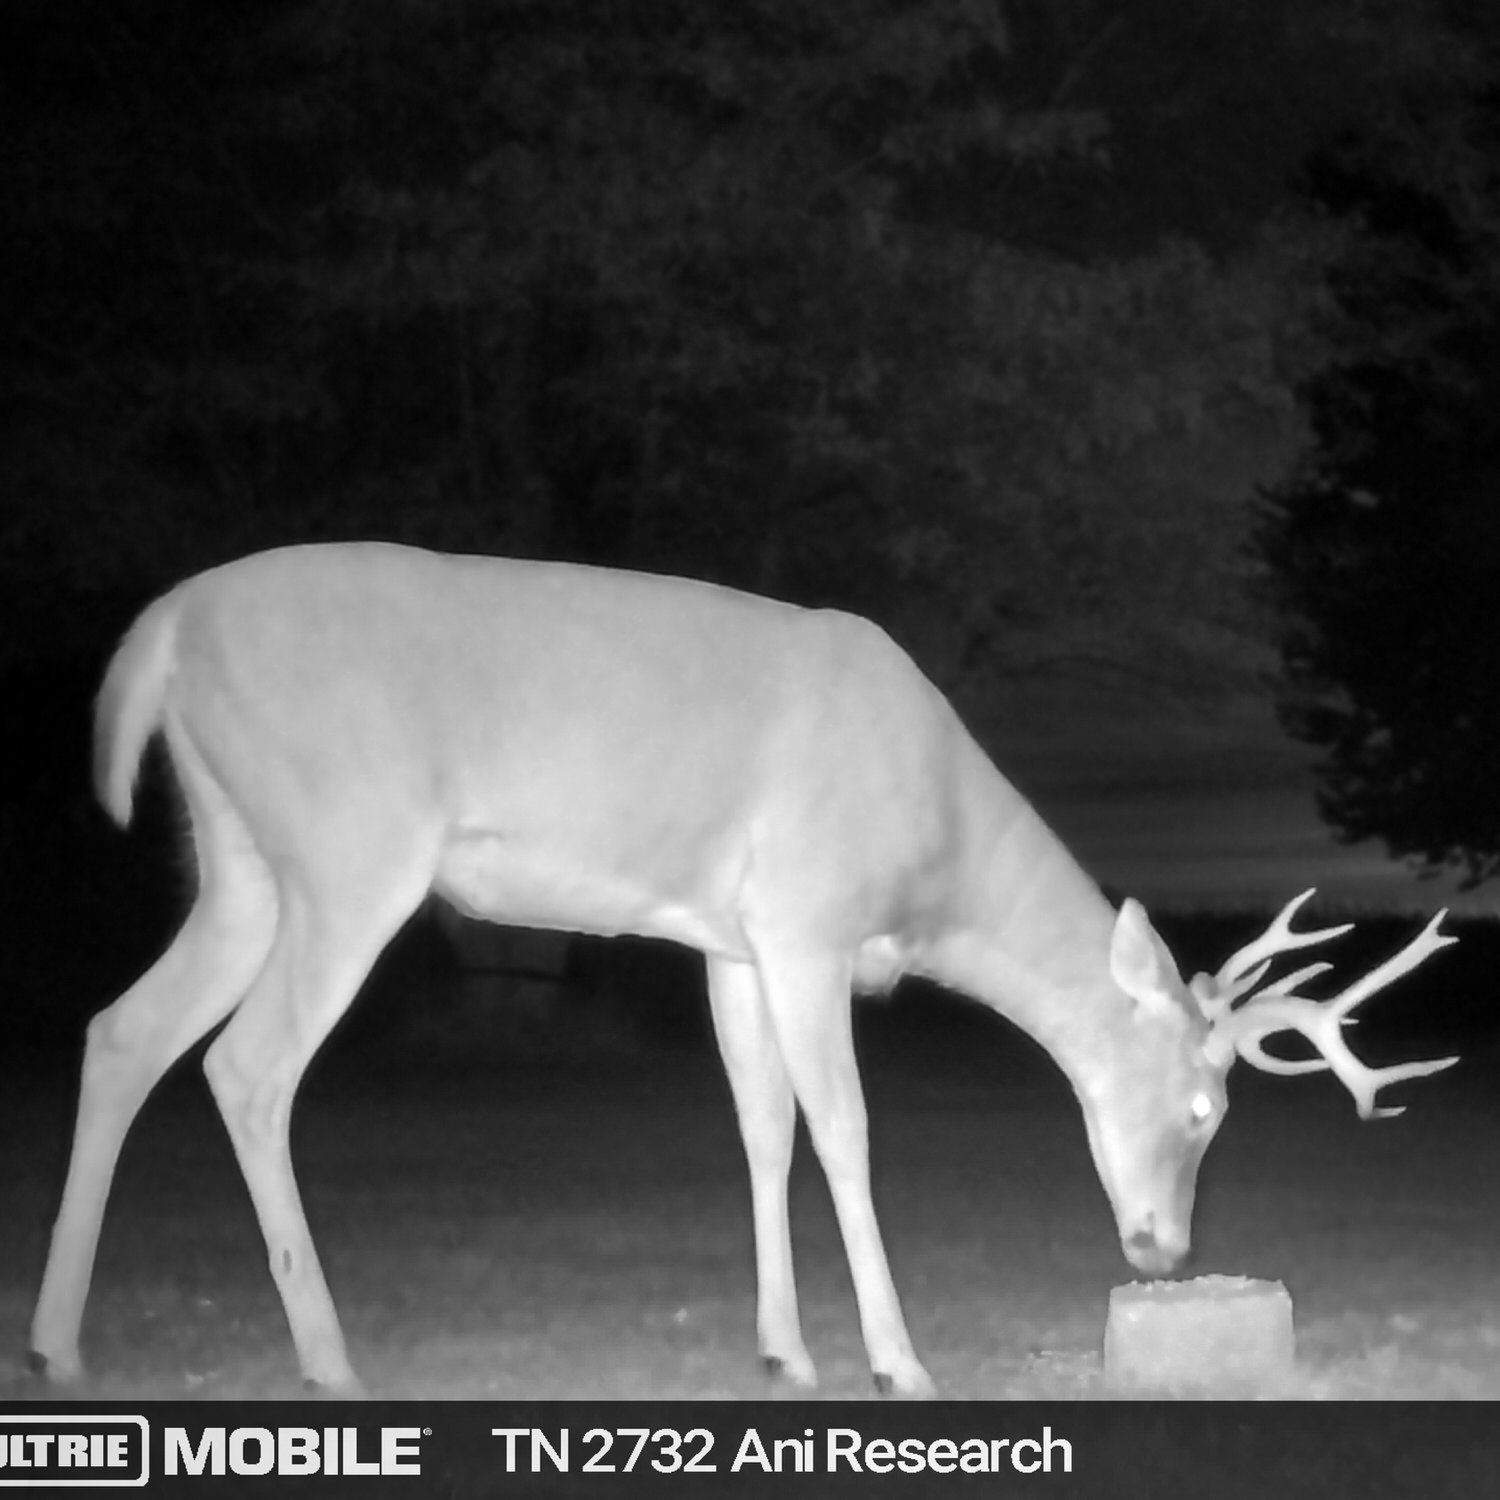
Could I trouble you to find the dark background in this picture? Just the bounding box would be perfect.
[4,0,1500,1061]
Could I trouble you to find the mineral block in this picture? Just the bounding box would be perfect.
[1103,1275,1294,1396]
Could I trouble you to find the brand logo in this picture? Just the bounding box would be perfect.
[0,1416,149,1488]
[163,1427,423,1477]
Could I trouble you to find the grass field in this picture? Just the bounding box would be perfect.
[5,950,1498,1403]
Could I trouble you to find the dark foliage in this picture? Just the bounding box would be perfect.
[1259,82,1500,886]
[1261,384,1500,886]
[2,0,1455,681]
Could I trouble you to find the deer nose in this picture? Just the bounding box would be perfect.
[1124,1227,1188,1277]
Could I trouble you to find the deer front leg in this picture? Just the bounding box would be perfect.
[751,939,935,1399]
[706,955,816,1387]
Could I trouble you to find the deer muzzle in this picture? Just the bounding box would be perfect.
[1122,1217,1189,1277]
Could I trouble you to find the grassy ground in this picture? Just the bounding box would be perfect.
[4,969,1498,1402]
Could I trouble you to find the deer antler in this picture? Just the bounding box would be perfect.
[1189,888,1354,1020]
[1194,895,1459,1120]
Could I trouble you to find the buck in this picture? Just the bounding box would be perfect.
[30,543,1457,1397]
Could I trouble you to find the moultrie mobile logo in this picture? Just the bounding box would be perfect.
[0,1415,149,1487]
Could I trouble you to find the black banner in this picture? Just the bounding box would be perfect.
[1,1402,1494,1497]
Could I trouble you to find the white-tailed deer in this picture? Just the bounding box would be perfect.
[30,543,1457,1397]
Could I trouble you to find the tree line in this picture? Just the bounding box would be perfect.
[5,0,1498,881]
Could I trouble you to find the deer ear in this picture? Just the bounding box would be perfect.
[1110,898,1182,1018]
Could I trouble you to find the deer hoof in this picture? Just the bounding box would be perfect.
[873,1362,937,1399]
[303,1374,368,1400]
[25,1349,84,1386]
[760,1351,817,1388]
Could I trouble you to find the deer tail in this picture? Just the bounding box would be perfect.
[94,590,183,826]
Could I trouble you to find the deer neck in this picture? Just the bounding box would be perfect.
[915,778,1129,1073]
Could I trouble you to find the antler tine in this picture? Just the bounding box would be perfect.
[1321,911,1457,1020]
[1257,960,1335,999]
[1191,958,1333,1023]
[1225,997,1458,1116]
[1213,888,1354,994]
[1212,909,1459,1119]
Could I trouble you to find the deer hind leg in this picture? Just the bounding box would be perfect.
[705,954,815,1387]
[29,752,278,1383]
[199,845,433,1395]
[750,936,934,1399]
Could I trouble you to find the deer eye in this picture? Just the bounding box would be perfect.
[1188,1091,1216,1126]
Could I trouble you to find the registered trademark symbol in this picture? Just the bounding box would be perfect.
[424,1428,433,1437]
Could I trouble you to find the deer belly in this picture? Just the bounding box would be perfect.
[432,831,749,957]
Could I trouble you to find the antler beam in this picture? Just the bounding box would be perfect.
[1200,901,1458,1119]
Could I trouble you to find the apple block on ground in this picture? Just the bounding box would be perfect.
[1103,1275,1295,1396]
